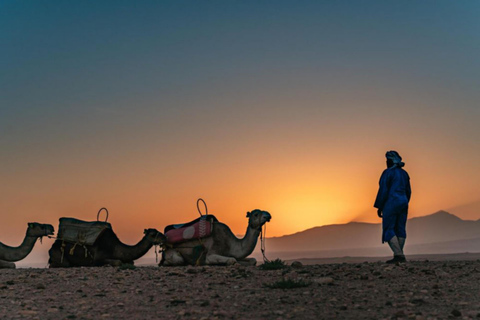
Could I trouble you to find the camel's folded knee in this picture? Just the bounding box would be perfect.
[205,254,238,266]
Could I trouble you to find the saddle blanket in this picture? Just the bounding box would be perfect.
[57,217,112,246]
[165,215,217,244]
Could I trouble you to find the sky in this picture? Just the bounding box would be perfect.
[1,0,480,256]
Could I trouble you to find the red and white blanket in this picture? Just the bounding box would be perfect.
[164,215,217,244]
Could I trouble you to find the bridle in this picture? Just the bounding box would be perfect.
[151,231,166,264]
[27,224,53,244]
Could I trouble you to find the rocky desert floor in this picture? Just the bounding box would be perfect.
[1,260,480,320]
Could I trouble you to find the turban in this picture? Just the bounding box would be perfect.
[386,150,405,168]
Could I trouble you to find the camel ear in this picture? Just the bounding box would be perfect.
[28,223,33,228]
[246,211,251,218]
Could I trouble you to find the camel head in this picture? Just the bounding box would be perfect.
[26,223,55,238]
[143,229,167,245]
[246,209,271,230]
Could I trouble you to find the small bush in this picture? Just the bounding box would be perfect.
[259,259,287,270]
[264,278,312,289]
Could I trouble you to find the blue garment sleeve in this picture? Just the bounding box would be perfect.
[374,169,391,210]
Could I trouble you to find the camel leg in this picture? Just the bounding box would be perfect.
[0,260,15,269]
[237,258,257,266]
[205,254,237,266]
[162,249,186,266]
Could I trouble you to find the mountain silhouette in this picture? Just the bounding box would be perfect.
[257,211,480,259]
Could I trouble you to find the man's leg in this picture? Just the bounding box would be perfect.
[398,237,406,251]
[386,236,406,263]
[395,204,408,256]
[382,207,396,244]
[387,236,404,257]
[384,205,406,264]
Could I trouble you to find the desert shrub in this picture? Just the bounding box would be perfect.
[264,278,311,289]
[259,258,287,270]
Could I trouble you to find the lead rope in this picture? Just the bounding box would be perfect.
[153,233,168,264]
[151,233,160,264]
[38,227,52,244]
[260,224,270,263]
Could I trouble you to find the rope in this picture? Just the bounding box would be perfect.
[33,226,55,244]
[153,232,162,264]
[60,241,65,264]
[260,224,270,263]
[195,236,207,266]
[69,242,78,255]
[49,226,95,264]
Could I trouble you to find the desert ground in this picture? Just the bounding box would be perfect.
[1,259,480,320]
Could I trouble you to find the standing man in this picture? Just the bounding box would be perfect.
[374,151,412,263]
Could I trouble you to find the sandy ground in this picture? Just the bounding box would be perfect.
[1,260,480,319]
[285,252,480,265]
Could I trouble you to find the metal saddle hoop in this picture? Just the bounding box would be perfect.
[97,207,109,222]
[197,198,208,217]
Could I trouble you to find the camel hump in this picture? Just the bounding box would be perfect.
[58,218,112,246]
[164,214,218,244]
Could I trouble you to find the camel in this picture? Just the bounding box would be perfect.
[161,209,271,266]
[0,223,55,269]
[48,227,166,267]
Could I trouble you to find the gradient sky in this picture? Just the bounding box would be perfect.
[1,1,480,250]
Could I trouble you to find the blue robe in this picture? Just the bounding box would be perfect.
[374,167,411,243]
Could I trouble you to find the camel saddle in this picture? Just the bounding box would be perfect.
[57,218,112,246]
[164,215,218,244]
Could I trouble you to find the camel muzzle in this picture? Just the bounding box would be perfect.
[46,226,55,237]
[263,213,272,223]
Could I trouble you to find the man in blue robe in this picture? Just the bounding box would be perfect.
[374,151,411,263]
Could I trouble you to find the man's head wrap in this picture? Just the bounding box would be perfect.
[385,150,405,168]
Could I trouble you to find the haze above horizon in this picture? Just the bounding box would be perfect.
[1,1,479,242]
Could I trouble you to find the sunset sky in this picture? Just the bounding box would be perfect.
[1,0,479,256]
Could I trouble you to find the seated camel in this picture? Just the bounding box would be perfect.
[48,218,166,267]
[0,223,55,269]
[161,209,271,266]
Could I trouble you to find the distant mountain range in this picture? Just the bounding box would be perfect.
[254,211,480,260]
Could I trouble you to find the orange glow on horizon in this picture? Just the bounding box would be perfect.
[1,146,479,241]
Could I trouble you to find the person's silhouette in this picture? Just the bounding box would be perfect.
[374,151,411,263]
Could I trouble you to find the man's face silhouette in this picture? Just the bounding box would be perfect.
[386,159,394,168]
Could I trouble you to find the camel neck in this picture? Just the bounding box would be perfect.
[111,235,154,262]
[0,233,38,262]
[232,226,261,260]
